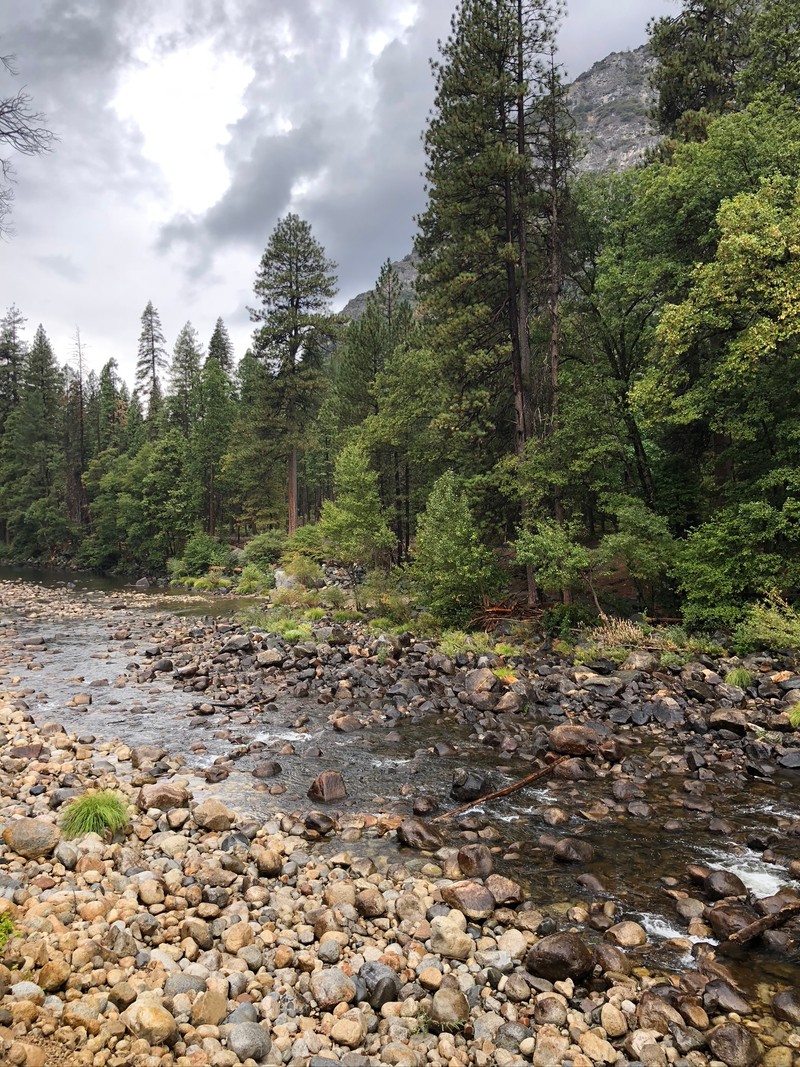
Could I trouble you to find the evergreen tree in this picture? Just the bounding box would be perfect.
[167,320,203,433]
[648,0,754,139]
[737,0,800,105]
[249,213,337,533]
[0,304,27,432]
[191,357,234,536]
[208,316,234,374]
[135,300,168,422]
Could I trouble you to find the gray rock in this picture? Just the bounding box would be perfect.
[708,1023,761,1067]
[310,968,356,1011]
[430,987,469,1030]
[2,817,60,858]
[227,1021,271,1062]
[526,932,593,982]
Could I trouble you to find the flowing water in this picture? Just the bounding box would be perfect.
[1,568,798,1000]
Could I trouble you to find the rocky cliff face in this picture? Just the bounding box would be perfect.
[568,45,659,173]
[341,46,659,318]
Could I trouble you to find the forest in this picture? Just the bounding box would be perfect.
[2,0,800,637]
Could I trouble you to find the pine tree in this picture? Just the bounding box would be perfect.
[0,304,27,432]
[648,0,755,139]
[191,357,234,536]
[249,213,337,533]
[207,317,234,374]
[167,321,203,433]
[737,0,800,105]
[135,300,168,422]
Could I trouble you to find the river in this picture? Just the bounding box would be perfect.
[0,568,798,1005]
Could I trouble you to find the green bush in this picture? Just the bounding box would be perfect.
[283,523,326,562]
[0,913,17,953]
[319,585,346,610]
[412,471,502,626]
[286,557,324,588]
[725,667,754,688]
[61,791,129,839]
[361,569,413,624]
[438,629,494,659]
[732,595,800,655]
[236,564,275,595]
[182,532,230,577]
[244,530,287,568]
[543,602,596,639]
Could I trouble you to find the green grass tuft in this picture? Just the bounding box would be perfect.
[0,913,18,953]
[725,667,754,689]
[61,790,129,839]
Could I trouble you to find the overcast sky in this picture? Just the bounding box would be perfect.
[0,0,675,384]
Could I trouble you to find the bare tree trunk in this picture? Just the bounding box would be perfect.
[287,447,298,535]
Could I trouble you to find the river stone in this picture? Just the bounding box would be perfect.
[601,1003,628,1037]
[121,994,178,1045]
[553,837,594,863]
[430,911,473,960]
[136,783,189,812]
[773,989,800,1024]
[164,974,207,998]
[534,1024,570,1067]
[703,979,752,1015]
[548,723,599,755]
[441,880,495,920]
[704,869,747,899]
[430,987,470,1029]
[130,745,167,768]
[194,798,236,831]
[707,903,758,940]
[451,768,492,801]
[38,959,71,992]
[310,968,356,1010]
[579,1030,617,1064]
[637,991,684,1034]
[457,842,494,878]
[708,1023,761,1067]
[396,818,443,851]
[330,1012,366,1049]
[308,770,347,803]
[252,761,282,778]
[227,1021,271,1062]
[485,873,524,904]
[708,708,748,735]
[2,818,60,859]
[526,932,593,981]
[604,920,647,947]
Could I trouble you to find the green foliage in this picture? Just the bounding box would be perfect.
[244,530,287,567]
[543,602,597,639]
[236,563,274,595]
[61,791,129,839]
[283,523,326,561]
[515,520,594,599]
[731,596,800,655]
[789,707,800,728]
[438,630,494,659]
[0,913,18,954]
[413,471,502,626]
[285,556,324,588]
[725,667,754,688]
[360,569,413,624]
[319,442,394,576]
[182,532,230,577]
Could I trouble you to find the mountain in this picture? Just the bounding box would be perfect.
[340,46,659,319]
[568,45,659,173]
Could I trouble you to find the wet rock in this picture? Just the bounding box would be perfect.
[526,932,593,981]
[441,880,495,920]
[305,811,336,835]
[669,1022,707,1054]
[451,768,493,801]
[704,869,747,899]
[553,837,594,863]
[252,761,282,778]
[707,1023,761,1067]
[2,818,60,859]
[604,920,647,947]
[637,991,684,1034]
[412,795,439,816]
[772,988,800,1025]
[593,942,631,975]
[397,818,443,851]
[457,842,493,879]
[548,723,600,755]
[308,770,347,803]
[707,903,758,940]
[485,873,524,905]
[703,979,752,1015]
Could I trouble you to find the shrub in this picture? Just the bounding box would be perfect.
[182,532,230,577]
[61,791,129,839]
[236,564,274,595]
[438,630,494,659]
[725,667,754,688]
[283,523,326,562]
[244,530,287,568]
[303,607,326,621]
[732,595,800,655]
[543,603,596,639]
[320,585,346,610]
[412,471,502,626]
[286,557,324,588]
[0,913,18,954]
[361,569,413,624]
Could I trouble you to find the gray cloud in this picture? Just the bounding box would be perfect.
[0,0,674,382]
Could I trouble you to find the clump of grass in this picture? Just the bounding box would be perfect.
[725,667,754,689]
[332,609,363,624]
[492,667,517,685]
[303,607,326,622]
[0,913,18,953]
[438,630,494,659]
[789,707,800,729]
[236,564,275,595]
[61,790,129,839]
[732,595,800,656]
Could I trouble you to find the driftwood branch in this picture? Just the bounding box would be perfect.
[728,901,800,945]
[431,756,569,823]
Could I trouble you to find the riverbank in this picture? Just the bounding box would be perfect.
[0,579,798,1065]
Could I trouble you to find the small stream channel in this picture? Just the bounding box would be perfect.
[0,568,798,1001]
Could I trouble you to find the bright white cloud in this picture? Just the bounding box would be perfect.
[111,42,253,215]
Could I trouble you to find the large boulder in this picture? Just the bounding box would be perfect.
[121,994,178,1046]
[548,724,600,756]
[2,818,60,859]
[526,932,593,982]
[396,818,443,851]
[307,771,347,803]
[708,1023,761,1067]
[136,783,190,812]
[193,798,236,831]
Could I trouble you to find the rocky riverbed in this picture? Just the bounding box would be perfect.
[0,579,799,1066]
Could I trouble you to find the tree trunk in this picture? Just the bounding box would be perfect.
[287,447,298,535]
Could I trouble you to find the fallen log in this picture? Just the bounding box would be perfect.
[431,756,568,823]
[727,901,800,945]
